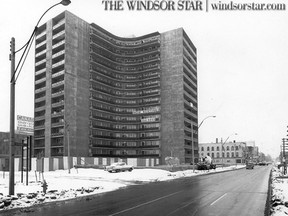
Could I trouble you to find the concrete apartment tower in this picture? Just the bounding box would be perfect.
[34,11,198,165]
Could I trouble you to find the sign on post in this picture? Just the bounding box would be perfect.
[17,115,34,135]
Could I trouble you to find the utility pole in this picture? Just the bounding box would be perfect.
[9,37,16,195]
[67,127,71,174]
[282,138,287,175]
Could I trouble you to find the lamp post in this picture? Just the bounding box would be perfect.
[189,102,216,172]
[198,115,216,129]
[64,121,71,174]
[9,0,71,195]
[221,133,237,167]
[189,103,195,172]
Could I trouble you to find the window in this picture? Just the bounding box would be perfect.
[211,147,214,151]
[207,147,210,151]
[201,147,204,151]
[227,152,230,158]
[226,146,230,151]
[217,146,219,151]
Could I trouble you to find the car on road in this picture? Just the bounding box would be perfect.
[258,161,268,166]
[246,162,254,169]
[104,162,133,173]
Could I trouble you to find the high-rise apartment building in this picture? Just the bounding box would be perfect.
[34,11,198,164]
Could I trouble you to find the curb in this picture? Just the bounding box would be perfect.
[264,169,272,216]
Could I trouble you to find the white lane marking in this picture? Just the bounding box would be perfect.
[210,193,227,206]
[109,190,184,216]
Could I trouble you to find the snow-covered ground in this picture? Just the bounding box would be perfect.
[270,166,288,216]
[0,164,286,215]
[0,165,243,211]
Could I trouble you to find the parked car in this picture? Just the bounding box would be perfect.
[197,163,216,170]
[104,162,133,173]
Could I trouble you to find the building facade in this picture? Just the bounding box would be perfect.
[199,140,259,165]
[199,140,247,165]
[33,11,198,164]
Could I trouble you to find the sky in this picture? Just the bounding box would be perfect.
[1,0,288,158]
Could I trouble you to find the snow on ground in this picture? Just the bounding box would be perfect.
[270,166,288,216]
[2,164,286,215]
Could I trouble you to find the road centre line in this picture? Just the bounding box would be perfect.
[109,190,184,216]
[210,193,227,206]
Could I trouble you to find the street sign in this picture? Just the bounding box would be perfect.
[17,115,34,135]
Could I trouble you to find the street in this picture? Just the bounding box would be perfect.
[4,166,271,216]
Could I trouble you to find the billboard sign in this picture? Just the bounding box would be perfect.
[17,115,34,135]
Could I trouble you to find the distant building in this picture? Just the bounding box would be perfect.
[199,139,258,165]
[33,11,198,164]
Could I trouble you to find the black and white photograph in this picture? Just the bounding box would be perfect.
[0,0,288,215]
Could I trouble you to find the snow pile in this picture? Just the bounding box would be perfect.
[270,166,288,216]
[0,165,244,212]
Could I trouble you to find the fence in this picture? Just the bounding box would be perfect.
[0,157,160,172]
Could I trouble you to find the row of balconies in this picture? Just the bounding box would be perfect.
[91,45,160,66]
[90,38,160,58]
[90,75,160,90]
[91,123,160,131]
[91,53,160,73]
[90,84,160,98]
[90,94,160,107]
[91,143,160,149]
[90,63,160,81]
[90,30,160,50]
[91,113,161,124]
[90,148,160,157]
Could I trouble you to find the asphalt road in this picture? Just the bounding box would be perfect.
[4,166,271,216]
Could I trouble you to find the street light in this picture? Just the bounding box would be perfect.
[9,0,71,195]
[221,133,237,167]
[189,103,195,172]
[189,103,216,172]
[198,116,216,129]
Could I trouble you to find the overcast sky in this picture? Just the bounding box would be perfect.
[1,0,287,158]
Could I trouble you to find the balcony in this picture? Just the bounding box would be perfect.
[52,100,64,108]
[51,110,64,117]
[52,90,64,97]
[52,50,65,59]
[35,58,46,67]
[52,40,65,49]
[52,80,64,87]
[52,30,65,40]
[52,60,64,68]
[53,19,65,30]
[35,87,46,93]
[36,31,46,40]
[35,68,46,76]
[36,40,46,49]
[51,132,64,137]
[35,106,45,112]
[36,49,46,58]
[52,70,65,78]
[35,77,46,85]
